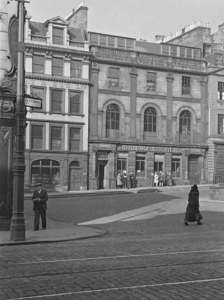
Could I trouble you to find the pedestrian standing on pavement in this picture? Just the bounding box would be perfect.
[150,172,154,187]
[184,184,203,226]
[122,172,128,188]
[154,172,159,187]
[116,173,122,189]
[129,172,135,188]
[32,182,48,231]
[159,171,165,186]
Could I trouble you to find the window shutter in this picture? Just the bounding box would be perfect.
[53,28,63,37]
[108,36,115,47]
[147,72,156,81]
[33,55,44,65]
[109,67,119,78]
[53,57,63,67]
[117,38,125,48]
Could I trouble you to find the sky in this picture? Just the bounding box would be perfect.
[26,0,224,42]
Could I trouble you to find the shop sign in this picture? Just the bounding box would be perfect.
[24,94,42,108]
[97,151,109,158]
[117,145,182,153]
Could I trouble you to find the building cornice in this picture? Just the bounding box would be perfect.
[25,43,92,58]
[25,74,90,85]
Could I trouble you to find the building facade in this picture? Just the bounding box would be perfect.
[88,32,208,189]
[159,20,224,183]
[24,6,91,192]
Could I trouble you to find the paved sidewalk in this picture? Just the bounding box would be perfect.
[0,184,213,246]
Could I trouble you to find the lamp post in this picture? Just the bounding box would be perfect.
[10,0,28,241]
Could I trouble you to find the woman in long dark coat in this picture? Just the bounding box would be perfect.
[184,184,203,226]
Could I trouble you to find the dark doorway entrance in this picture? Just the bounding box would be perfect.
[98,165,105,189]
[188,155,200,184]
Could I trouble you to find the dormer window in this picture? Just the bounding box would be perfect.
[53,27,63,45]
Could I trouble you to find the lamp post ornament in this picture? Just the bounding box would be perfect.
[10,0,29,241]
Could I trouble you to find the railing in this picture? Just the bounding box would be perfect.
[31,35,47,43]
[92,47,206,72]
[213,175,224,186]
[69,41,84,48]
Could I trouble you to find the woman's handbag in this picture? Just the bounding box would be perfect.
[195,212,203,221]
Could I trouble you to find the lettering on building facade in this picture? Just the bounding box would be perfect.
[117,145,182,153]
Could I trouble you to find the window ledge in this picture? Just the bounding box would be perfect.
[49,112,66,115]
[67,113,85,117]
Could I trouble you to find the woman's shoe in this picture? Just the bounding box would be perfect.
[197,221,203,225]
[184,221,188,226]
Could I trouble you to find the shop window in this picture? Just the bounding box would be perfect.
[32,55,44,74]
[162,44,169,55]
[52,57,63,76]
[218,114,224,134]
[117,158,127,174]
[193,49,200,59]
[172,157,181,178]
[71,60,81,78]
[100,35,107,46]
[108,67,119,87]
[144,107,156,132]
[51,126,62,150]
[70,127,80,151]
[30,86,44,111]
[53,27,63,45]
[31,159,60,186]
[51,89,63,113]
[186,48,192,58]
[106,104,120,138]
[69,91,81,114]
[182,76,191,95]
[108,36,115,47]
[180,110,191,142]
[154,154,164,173]
[126,39,134,50]
[171,46,177,56]
[31,125,43,149]
[218,82,224,100]
[90,33,98,45]
[117,38,125,49]
[146,72,156,92]
[136,154,145,177]
[180,47,185,57]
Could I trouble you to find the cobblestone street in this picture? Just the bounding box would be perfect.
[1,188,224,299]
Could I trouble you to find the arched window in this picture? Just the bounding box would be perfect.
[180,110,191,142]
[144,107,157,132]
[106,104,120,138]
[31,159,60,187]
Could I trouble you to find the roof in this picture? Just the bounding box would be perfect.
[29,21,85,42]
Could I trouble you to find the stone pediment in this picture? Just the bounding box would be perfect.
[44,16,68,26]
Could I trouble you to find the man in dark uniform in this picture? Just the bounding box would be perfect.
[32,182,48,231]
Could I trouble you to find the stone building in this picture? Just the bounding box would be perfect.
[24,5,91,192]
[88,32,208,189]
[0,0,17,229]
[158,21,224,183]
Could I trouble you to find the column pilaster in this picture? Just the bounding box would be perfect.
[90,64,99,139]
[166,72,174,143]
[129,68,138,141]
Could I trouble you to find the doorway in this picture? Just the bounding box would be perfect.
[69,161,81,191]
[188,155,200,184]
[97,160,109,189]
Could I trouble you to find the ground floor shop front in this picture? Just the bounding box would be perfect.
[24,151,88,192]
[89,142,208,190]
